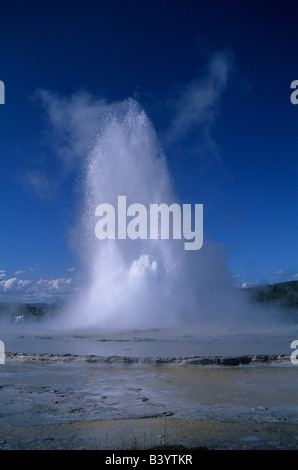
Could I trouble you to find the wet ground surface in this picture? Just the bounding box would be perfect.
[0,327,298,449]
[1,361,298,449]
[2,326,298,357]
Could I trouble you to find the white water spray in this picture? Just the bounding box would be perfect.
[57,99,267,332]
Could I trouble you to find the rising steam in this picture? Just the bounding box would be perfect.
[56,98,268,332]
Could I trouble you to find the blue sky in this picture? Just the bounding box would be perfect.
[0,0,297,302]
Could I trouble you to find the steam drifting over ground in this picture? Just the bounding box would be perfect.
[44,98,284,333]
[7,49,293,333]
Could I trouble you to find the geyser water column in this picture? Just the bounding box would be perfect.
[69,99,186,329]
[60,98,251,331]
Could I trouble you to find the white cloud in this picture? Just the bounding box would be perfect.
[17,279,33,291]
[168,51,234,141]
[0,277,18,292]
[14,270,25,276]
[20,168,58,200]
[293,274,298,279]
[33,89,108,168]
[21,90,119,198]
[0,270,7,280]
[273,269,285,275]
[67,267,75,272]
[241,281,260,289]
[22,52,234,199]
[37,278,72,292]
[0,277,73,302]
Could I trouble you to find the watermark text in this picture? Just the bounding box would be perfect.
[104,453,193,466]
[290,340,298,365]
[0,80,5,104]
[0,340,5,364]
[290,80,298,104]
[95,196,203,250]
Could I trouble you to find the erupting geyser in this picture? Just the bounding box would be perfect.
[58,99,260,331]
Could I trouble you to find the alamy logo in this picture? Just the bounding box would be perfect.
[95,196,203,250]
[0,340,5,364]
[290,340,298,365]
[290,80,298,104]
[0,81,5,104]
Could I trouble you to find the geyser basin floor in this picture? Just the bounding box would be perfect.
[1,328,298,450]
[2,326,298,357]
[0,361,298,450]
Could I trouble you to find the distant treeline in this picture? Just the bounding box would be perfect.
[0,281,297,323]
[0,301,61,321]
[246,280,298,310]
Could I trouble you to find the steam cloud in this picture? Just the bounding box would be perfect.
[18,52,284,332]
[54,99,271,331]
